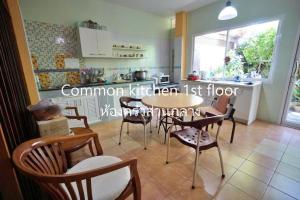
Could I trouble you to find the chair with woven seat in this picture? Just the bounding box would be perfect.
[119,96,152,150]
[13,133,141,200]
[200,95,236,143]
[166,116,225,189]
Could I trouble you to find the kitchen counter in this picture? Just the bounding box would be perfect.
[39,80,154,99]
[40,80,154,124]
[180,80,262,125]
[38,80,154,92]
[153,83,179,90]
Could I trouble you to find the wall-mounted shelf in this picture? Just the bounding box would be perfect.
[111,57,145,59]
[34,68,80,73]
[112,47,145,51]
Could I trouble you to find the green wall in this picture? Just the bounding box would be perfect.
[187,0,300,123]
[19,0,171,80]
[19,0,170,38]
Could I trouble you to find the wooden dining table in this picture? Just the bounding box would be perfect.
[142,93,203,142]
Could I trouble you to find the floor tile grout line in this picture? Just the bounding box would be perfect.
[267,185,298,200]
[95,120,300,200]
[259,131,294,200]
[226,182,257,200]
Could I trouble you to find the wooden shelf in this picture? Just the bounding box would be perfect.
[110,57,145,59]
[34,68,80,73]
[112,47,145,51]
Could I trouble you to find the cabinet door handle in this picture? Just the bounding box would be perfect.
[98,53,105,56]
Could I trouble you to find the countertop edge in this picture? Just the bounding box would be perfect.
[39,80,154,92]
[180,80,262,88]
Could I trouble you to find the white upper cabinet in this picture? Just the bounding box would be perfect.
[78,27,112,58]
[96,30,112,57]
[79,27,98,57]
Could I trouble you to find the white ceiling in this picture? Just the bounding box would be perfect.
[103,0,220,16]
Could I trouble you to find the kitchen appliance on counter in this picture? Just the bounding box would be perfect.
[120,68,133,81]
[152,74,170,85]
[80,68,105,84]
[133,70,148,81]
[187,71,200,81]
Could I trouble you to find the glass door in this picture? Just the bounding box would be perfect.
[282,38,300,128]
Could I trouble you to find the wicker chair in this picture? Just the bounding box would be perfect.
[13,133,141,200]
[166,116,225,189]
[119,97,152,150]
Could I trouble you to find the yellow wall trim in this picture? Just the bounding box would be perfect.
[175,11,187,80]
[7,0,39,104]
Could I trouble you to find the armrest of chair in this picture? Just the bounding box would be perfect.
[65,106,79,116]
[65,115,89,129]
[204,111,217,118]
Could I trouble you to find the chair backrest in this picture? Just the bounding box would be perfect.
[172,115,224,130]
[213,95,230,114]
[119,96,141,109]
[13,134,103,200]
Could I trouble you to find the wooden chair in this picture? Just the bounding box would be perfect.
[166,116,225,189]
[200,95,236,143]
[64,106,93,135]
[13,133,141,200]
[119,97,152,150]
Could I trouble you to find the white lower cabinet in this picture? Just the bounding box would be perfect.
[112,86,130,118]
[52,96,86,116]
[134,84,153,99]
[84,96,100,124]
[180,81,262,125]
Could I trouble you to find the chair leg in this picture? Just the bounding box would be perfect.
[143,124,147,150]
[166,131,170,164]
[192,149,200,189]
[158,109,164,134]
[230,117,236,143]
[127,123,129,134]
[157,115,162,134]
[119,121,124,145]
[217,145,225,178]
[156,110,160,128]
[150,121,152,133]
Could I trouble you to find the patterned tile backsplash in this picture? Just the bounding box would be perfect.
[24,20,170,89]
[25,20,79,69]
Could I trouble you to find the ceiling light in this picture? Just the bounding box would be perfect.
[218,1,238,21]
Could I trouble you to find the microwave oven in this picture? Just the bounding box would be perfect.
[152,75,170,85]
[159,75,170,84]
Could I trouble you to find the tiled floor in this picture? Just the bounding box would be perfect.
[86,116,300,200]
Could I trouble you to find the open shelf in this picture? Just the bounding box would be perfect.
[112,47,145,51]
[34,68,80,73]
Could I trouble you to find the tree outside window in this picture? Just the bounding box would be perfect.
[193,20,279,80]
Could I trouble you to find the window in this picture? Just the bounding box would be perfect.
[170,17,176,29]
[193,20,279,79]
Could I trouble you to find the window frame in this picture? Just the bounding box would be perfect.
[191,16,283,82]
